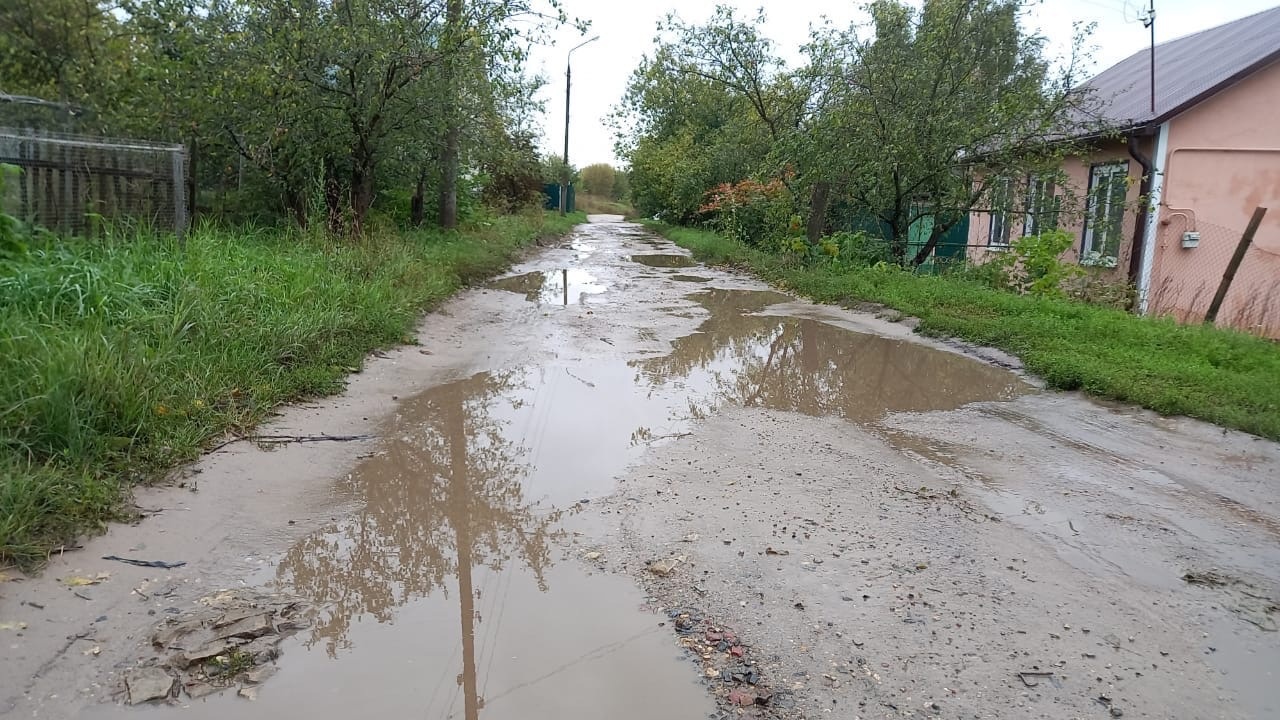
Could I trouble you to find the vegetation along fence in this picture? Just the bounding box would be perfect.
[1148,211,1280,339]
[0,128,189,240]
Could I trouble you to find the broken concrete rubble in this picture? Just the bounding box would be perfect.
[122,589,313,704]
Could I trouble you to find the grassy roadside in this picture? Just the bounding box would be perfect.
[647,221,1280,442]
[0,210,584,569]
[575,193,638,217]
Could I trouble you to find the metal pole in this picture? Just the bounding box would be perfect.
[173,146,188,246]
[560,36,599,217]
[1147,0,1156,114]
[560,61,570,216]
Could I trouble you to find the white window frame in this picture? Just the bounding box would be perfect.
[987,177,1013,248]
[1081,162,1129,259]
[1022,174,1056,237]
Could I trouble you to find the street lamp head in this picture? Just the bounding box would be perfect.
[568,35,601,58]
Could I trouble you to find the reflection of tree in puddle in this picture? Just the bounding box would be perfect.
[633,290,1026,423]
[488,270,605,305]
[277,370,562,718]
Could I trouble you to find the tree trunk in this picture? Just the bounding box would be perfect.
[805,182,831,244]
[438,0,464,230]
[410,170,426,227]
[286,188,308,230]
[324,159,344,236]
[350,157,374,237]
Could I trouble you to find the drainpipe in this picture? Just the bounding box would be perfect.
[1137,122,1170,314]
[1126,131,1154,288]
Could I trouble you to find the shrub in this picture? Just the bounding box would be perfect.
[993,229,1082,297]
[698,178,792,248]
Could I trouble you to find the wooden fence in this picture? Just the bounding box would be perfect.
[0,128,188,239]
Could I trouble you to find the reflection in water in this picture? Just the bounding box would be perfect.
[632,290,1027,423]
[257,289,1026,719]
[489,269,606,305]
[278,371,561,718]
[629,254,697,268]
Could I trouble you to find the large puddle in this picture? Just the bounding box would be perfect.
[88,277,1028,718]
[629,253,697,268]
[488,269,606,305]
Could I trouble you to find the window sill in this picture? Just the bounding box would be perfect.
[985,245,1010,252]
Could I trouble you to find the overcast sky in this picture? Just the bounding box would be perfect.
[524,0,1278,168]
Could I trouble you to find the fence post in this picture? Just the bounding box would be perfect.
[1205,206,1268,324]
[172,145,188,245]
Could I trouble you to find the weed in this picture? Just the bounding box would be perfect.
[646,221,1280,441]
[0,210,584,569]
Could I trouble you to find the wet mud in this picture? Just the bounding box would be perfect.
[4,217,1278,720]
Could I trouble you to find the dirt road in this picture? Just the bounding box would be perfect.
[2,217,1277,719]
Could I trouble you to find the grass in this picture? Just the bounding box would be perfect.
[647,221,1280,441]
[575,193,638,217]
[0,209,584,569]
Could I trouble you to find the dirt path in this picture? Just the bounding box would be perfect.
[2,216,1277,719]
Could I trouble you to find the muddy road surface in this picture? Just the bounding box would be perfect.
[2,216,1278,719]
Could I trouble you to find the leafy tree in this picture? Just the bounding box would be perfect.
[804,0,1095,264]
[579,163,615,196]
[616,0,1101,263]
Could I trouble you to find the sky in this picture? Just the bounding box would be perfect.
[524,0,1279,168]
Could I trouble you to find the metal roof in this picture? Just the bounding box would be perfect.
[1080,5,1280,129]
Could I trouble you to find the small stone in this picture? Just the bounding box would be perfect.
[244,665,277,684]
[125,667,176,705]
[179,640,236,668]
[238,685,259,701]
[184,682,219,699]
[704,667,721,678]
[584,551,601,561]
[1110,707,1124,717]
[214,612,274,641]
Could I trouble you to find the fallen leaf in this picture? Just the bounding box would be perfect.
[65,573,109,587]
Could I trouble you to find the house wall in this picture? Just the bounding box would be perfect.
[1149,60,1280,337]
[967,138,1146,280]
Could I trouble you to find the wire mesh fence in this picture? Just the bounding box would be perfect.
[1148,213,1280,339]
[0,127,188,240]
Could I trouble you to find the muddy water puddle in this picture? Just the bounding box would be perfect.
[488,269,606,305]
[629,253,696,268]
[670,274,711,283]
[88,286,1029,718]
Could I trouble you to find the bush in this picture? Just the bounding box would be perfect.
[698,178,793,248]
[992,229,1082,297]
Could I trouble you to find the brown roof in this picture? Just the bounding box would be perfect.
[1080,5,1280,129]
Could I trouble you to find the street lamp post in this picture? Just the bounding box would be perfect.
[560,35,599,216]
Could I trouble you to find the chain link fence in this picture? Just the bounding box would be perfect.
[1148,213,1280,339]
[0,126,188,240]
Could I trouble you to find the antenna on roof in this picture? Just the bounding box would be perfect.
[1143,0,1156,114]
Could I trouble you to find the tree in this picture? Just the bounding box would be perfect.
[804,0,1095,264]
[0,0,573,235]
[579,163,615,196]
[615,0,1100,263]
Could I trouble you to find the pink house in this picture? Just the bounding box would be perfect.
[968,7,1280,337]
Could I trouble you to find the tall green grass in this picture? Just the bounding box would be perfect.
[649,222,1280,441]
[0,210,583,568]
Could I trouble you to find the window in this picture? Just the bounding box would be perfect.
[987,177,1012,247]
[1023,174,1059,237]
[1081,162,1129,259]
